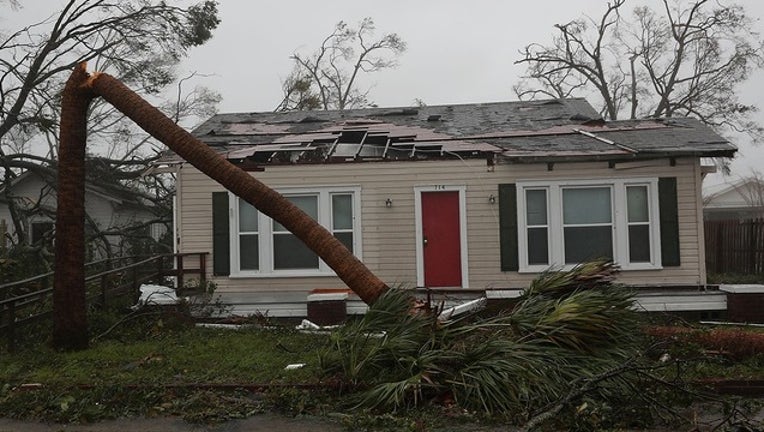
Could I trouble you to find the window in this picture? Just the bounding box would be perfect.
[331,194,354,253]
[626,185,651,263]
[516,179,662,272]
[525,189,549,265]
[273,195,319,270]
[30,221,54,245]
[230,187,361,277]
[562,186,613,264]
[238,198,259,270]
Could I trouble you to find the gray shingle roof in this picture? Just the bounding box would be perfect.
[158,98,735,164]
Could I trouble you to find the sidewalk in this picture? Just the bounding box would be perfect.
[0,414,343,432]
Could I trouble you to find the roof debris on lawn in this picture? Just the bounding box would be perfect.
[157,98,736,166]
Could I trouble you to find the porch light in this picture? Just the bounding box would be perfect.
[385,198,393,207]
[488,194,496,204]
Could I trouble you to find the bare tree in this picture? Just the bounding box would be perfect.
[515,0,764,139]
[730,171,764,216]
[276,18,406,111]
[0,1,220,253]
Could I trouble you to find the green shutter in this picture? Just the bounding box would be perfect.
[658,177,680,266]
[212,192,230,276]
[499,184,519,271]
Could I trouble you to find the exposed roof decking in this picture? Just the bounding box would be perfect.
[158,99,736,165]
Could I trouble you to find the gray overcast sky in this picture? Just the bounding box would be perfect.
[8,1,764,187]
[178,0,764,188]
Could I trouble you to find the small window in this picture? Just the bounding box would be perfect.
[238,200,259,270]
[332,193,354,253]
[627,185,651,263]
[525,189,549,265]
[30,221,54,245]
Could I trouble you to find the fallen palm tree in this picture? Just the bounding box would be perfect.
[54,63,387,350]
[319,260,642,421]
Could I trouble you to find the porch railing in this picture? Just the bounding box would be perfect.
[0,252,208,352]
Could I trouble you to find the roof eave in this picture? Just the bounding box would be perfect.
[499,149,737,164]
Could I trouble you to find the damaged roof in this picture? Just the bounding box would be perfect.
[159,98,736,165]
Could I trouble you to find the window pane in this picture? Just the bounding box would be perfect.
[273,234,319,269]
[564,226,613,264]
[629,225,651,262]
[31,222,54,244]
[563,187,611,224]
[334,232,353,253]
[332,194,353,230]
[627,186,649,223]
[526,189,547,226]
[527,227,548,265]
[239,234,259,270]
[274,195,318,232]
[239,200,258,232]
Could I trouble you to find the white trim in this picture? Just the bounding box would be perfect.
[414,185,469,288]
[719,284,764,294]
[485,289,523,299]
[307,292,349,302]
[229,185,362,278]
[516,178,662,272]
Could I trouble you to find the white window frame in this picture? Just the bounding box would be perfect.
[229,186,362,278]
[517,178,662,272]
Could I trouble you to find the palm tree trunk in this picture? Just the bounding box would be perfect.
[52,63,93,350]
[83,68,388,305]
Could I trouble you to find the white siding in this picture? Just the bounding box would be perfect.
[0,174,158,256]
[177,156,706,308]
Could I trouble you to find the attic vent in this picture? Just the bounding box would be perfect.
[427,115,441,122]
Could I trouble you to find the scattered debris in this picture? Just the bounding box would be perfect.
[437,297,487,321]
[195,323,253,330]
[133,284,183,309]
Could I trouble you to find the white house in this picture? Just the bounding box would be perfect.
[158,99,737,316]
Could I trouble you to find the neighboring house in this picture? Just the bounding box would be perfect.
[0,168,164,258]
[159,99,736,316]
[703,177,764,221]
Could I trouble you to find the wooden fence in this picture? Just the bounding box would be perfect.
[705,218,764,275]
[0,252,208,352]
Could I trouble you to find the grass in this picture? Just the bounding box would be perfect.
[0,328,317,386]
[1,327,324,386]
[0,320,332,423]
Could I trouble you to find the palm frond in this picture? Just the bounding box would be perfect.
[320,261,642,416]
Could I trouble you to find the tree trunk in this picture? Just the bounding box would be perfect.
[60,64,388,308]
[52,63,93,350]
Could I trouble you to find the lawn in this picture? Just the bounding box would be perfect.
[1,282,763,429]
[1,327,324,386]
[0,321,332,423]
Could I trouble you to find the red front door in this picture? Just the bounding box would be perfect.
[421,191,462,287]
